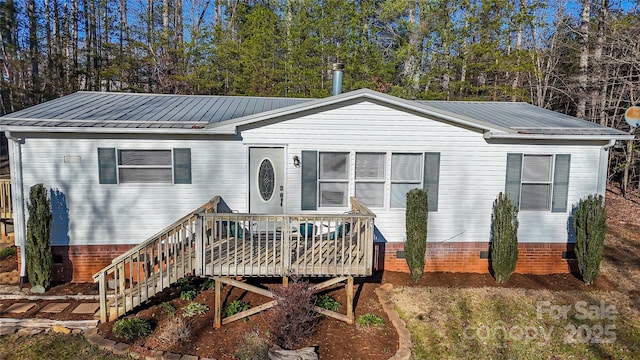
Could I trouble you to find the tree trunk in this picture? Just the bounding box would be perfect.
[592,0,608,125]
[28,0,40,103]
[576,0,590,119]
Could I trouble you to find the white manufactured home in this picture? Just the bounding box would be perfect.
[0,88,631,284]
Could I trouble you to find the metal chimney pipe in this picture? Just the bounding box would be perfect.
[332,62,344,96]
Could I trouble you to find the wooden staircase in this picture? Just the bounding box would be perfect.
[93,196,376,323]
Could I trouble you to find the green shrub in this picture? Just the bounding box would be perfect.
[182,302,209,317]
[159,302,177,317]
[235,330,269,360]
[26,184,53,289]
[225,300,250,317]
[112,318,153,340]
[405,188,428,282]
[573,194,607,285]
[180,290,197,301]
[315,294,340,312]
[0,247,16,259]
[200,278,216,291]
[356,314,384,330]
[491,192,519,283]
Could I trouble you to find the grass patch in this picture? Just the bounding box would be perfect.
[0,332,131,359]
[392,287,640,359]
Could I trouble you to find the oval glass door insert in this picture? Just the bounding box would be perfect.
[258,159,275,201]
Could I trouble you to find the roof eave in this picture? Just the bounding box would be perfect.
[0,125,236,135]
[484,132,634,141]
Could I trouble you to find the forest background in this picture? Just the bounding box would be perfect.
[0,0,638,192]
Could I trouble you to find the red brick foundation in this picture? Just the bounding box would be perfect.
[17,245,136,283]
[378,242,577,275]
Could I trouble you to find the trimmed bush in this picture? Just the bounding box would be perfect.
[269,275,319,350]
[573,194,607,285]
[405,188,428,282]
[491,192,519,283]
[26,184,53,289]
[112,318,153,340]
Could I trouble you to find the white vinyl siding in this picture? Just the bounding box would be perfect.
[241,101,606,244]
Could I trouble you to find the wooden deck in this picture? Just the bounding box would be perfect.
[93,197,376,323]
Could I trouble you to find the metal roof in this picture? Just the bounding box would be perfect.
[0,89,631,140]
[0,92,311,129]
[417,101,625,136]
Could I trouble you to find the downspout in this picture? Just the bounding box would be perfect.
[5,131,27,284]
[597,139,617,197]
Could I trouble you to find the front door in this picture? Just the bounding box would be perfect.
[249,147,285,214]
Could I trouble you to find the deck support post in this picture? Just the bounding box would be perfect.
[282,276,288,287]
[195,215,203,276]
[98,272,107,323]
[346,276,354,324]
[214,278,221,329]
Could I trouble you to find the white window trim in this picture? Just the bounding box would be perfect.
[317,152,350,208]
[390,153,424,209]
[355,152,386,208]
[117,149,174,184]
[519,154,555,211]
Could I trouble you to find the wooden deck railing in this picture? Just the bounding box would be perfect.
[93,196,220,322]
[93,197,375,323]
[0,179,12,220]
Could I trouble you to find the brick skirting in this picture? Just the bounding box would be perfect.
[377,242,577,275]
[15,241,577,283]
[17,245,136,283]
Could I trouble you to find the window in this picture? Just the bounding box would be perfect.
[300,150,440,211]
[505,153,571,212]
[318,152,349,207]
[355,153,385,207]
[391,153,423,208]
[98,148,191,184]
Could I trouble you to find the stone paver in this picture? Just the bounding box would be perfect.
[2,302,35,313]
[40,302,70,313]
[72,302,100,314]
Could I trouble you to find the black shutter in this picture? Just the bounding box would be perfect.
[98,148,117,184]
[173,148,192,184]
[301,151,317,210]
[423,152,440,211]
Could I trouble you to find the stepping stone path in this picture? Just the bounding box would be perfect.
[2,303,36,313]
[72,303,100,314]
[40,303,71,313]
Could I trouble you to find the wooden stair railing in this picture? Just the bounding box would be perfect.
[93,196,220,323]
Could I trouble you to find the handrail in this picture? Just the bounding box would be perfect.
[94,196,220,279]
[93,196,376,323]
[0,179,12,219]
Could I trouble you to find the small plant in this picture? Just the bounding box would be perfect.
[574,194,607,285]
[159,302,177,317]
[180,289,197,301]
[269,275,319,350]
[405,188,428,282]
[491,192,519,283]
[356,313,384,330]
[0,247,16,259]
[182,302,209,317]
[225,299,250,317]
[177,277,196,292]
[200,278,216,291]
[315,294,340,312]
[112,318,153,340]
[156,316,191,350]
[235,330,269,360]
